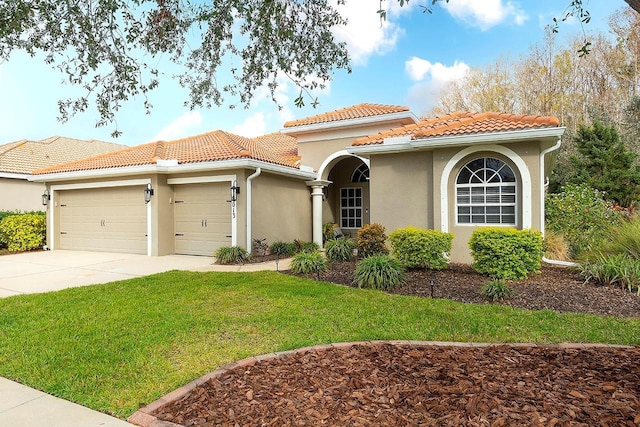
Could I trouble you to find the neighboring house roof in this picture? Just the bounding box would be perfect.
[353,112,561,146]
[0,136,126,175]
[283,103,411,128]
[32,130,300,175]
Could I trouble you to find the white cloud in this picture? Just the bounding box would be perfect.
[151,111,203,142]
[442,0,528,31]
[231,113,267,137]
[330,0,417,66]
[404,57,470,112]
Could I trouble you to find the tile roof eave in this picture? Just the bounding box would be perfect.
[29,158,316,183]
[348,126,566,155]
[281,110,419,135]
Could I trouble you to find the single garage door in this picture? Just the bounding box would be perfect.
[58,186,147,254]
[174,183,232,256]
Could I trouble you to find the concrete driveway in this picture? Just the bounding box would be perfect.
[0,250,216,298]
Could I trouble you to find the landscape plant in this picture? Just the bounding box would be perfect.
[214,246,250,265]
[545,184,624,259]
[290,251,327,274]
[353,254,405,291]
[324,237,356,262]
[269,241,297,258]
[252,238,268,256]
[481,280,514,302]
[293,240,320,254]
[356,223,389,258]
[0,212,46,252]
[469,228,543,280]
[388,226,453,270]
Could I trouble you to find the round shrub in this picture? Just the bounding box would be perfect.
[325,237,356,262]
[269,241,297,257]
[290,251,328,274]
[357,223,389,258]
[214,246,250,265]
[469,227,543,280]
[353,255,405,291]
[389,226,453,270]
[481,280,513,302]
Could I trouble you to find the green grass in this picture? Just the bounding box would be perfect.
[0,270,638,418]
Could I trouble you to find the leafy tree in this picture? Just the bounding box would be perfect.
[569,122,640,207]
[0,0,350,136]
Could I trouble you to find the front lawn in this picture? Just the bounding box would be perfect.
[0,270,637,418]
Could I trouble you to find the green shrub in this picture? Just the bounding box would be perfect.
[353,255,405,291]
[290,251,327,274]
[388,226,453,270]
[0,213,46,252]
[252,238,268,256]
[269,241,297,257]
[469,227,543,280]
[324,237,356,262]
[594,218,640,261]
[545,184,624,259]
[322,222,336,242]
[357,223,389,258]
[481,280,513,302]
[214,246,250,265]
[579,254,640,294]
[294,239,320,253]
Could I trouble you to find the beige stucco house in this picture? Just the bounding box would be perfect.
[0,136,126,212]
[31,104,565,262]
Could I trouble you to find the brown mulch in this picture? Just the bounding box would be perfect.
[290,262,640,319]
[150,263,640,427]
[154,343,640,426]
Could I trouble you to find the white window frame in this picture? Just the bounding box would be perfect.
[340,187,363,229]
[455,157,518,226]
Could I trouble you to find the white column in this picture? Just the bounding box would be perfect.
[306,180,331,248]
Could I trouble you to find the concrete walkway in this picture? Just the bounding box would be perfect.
[0,250,290,426]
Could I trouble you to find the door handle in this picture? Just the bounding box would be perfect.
[175,233,184,236]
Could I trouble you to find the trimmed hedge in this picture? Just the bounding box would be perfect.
[388,226,453,270]
[469,227,543,280]
[0,213,46,252]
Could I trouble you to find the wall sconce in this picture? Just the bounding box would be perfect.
[229,180,240,202]
[42,189,50,206]
[144,183,154,204]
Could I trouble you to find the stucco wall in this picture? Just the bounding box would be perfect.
[368,151,433,231]
[0,178,45,212]
[297,137,354,172]
[251,172,311,247]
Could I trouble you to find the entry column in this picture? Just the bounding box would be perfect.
[305,180,331,249]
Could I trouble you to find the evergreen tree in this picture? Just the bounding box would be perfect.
[569,122,640,207]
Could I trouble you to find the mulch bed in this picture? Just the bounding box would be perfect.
[148,262,640,427]
[154,343,640,426]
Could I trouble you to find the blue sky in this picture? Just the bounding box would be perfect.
[0,0,631,146]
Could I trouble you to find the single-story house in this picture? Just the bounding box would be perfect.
[0,136,126,212]
[31,104,565,263]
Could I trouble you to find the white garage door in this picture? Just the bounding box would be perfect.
[58,186,147,254]
[174,183,232,256]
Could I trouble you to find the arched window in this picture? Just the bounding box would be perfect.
[351,164,369,183]
[455,157,517,225]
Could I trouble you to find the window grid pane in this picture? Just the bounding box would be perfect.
[340,187,363,228]
[455,157,517,226]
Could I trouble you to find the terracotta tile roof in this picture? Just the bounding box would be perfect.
[0,136,127,174]
[353,112,560,146]
[32,130,300,175]
[283,103,410,128]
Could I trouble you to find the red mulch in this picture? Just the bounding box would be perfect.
[149,263,640,426]
[154,343,640,426]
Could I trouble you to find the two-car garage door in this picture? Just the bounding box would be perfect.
[56,182,232,256]
[58,186,147,254]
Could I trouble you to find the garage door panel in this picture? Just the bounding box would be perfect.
[59,186,147,254]
[174,183,232,256]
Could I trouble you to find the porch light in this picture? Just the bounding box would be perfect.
[144,183,154,204]
[41,189,50,206]
[229,180,240,202]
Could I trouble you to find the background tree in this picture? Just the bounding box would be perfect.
[568,122,640,207]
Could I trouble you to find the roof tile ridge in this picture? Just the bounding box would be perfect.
[218,131,252,156]
[413,112,478,138]
[152,141,166,161]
